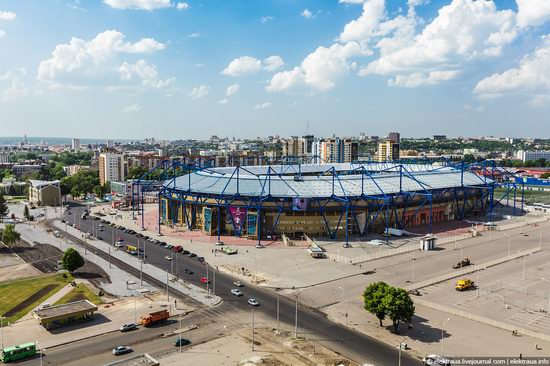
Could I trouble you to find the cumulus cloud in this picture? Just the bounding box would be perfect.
[218,98,229,104]
[37,30,171,91]
[0,68,29,101]
[301,9,313,19]
[122,103,142,112]
[225,83,240,97]
[267,42,368,92]
[0,11,16,20]
[254,102,271,109]
[176,2,189,10]
[263,56,285,72]
[516,0,550,28]
[339,0,385,43]
[221,56,262,76]
[474,36,550,104]
[222,55,285,76]
[188,85,209,99]
[339,0,365,4]
[103,0,172,10]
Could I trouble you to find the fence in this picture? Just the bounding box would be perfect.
[405,247,541,291]
[414,297,550,343]
[496,216,549,231]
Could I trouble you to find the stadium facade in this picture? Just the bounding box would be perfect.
[132,161,523,245]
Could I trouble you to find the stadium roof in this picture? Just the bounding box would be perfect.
[165,163,491,199]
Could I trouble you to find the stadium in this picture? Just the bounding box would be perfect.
[132,161,523,245]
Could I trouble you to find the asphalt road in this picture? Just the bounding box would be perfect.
[55,204,422,366]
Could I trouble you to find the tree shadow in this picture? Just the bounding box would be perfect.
[382,314,451,343]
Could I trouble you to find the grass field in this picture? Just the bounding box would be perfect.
[54,283,103,306]
[0,273,73,325]
[494,187,550,204]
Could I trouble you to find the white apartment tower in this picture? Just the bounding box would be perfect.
[99,153,125,185]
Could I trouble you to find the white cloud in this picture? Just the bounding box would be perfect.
[218,98,229,104]
[339,0,385,43]
[103,0,172,10]
[0,11,16,20]
[254,102,271,109]
[0,30,5,39]
[0,68,29,101]
[37,30,170,91]
[359,0,518,86]
[118,59,174,88]
[188,85,209,99]
[122,103,142,112]
[221,56,262,76]
[176,2,189,10]
[301,9,313,19]
[388,70,461,87]
[225,83,240,97]
[261,16,274,24]
[529,95,550,108]
[267,42,368,92]
[339,0,365,4]
[187,33,200,38]
[263,56,285,72]
[516,0,550,28]
[474,36,550,102]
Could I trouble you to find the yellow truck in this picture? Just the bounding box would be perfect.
[455,279,474,291]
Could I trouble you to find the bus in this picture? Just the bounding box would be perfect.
[0,342,37,363]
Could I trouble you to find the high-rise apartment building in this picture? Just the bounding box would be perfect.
[71,138,80,150]
[320,138,358,163]
[516,150,550,163]
[377,140,400,162]
[387,132,400,143]
[99,153,125,185]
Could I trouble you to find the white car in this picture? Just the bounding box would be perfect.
[423,355,450,366]
[115,241,124,247]
[233,281,244,287]
[165,255,172,261]
[112,345,132,356]
[231,289,243,296]
[248,298,259,306]
[368,239,386,246]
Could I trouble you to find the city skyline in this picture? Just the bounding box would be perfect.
[1,0,550,139]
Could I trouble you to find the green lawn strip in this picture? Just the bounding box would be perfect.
[54,283,103,306]
[0,273,74,325]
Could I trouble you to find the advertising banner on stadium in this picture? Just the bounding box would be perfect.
[229,206,247,228]
[292,198,308,211]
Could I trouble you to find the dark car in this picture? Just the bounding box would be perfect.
[182,249,189,255]
[184,268,194,274]
[119,323,138,332]
[188,253,197,258]
[174,338,191,347]
[197,257,205,263]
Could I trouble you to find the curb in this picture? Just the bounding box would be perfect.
[46,328,120,349]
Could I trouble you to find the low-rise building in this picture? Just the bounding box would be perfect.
[28,180,61,206]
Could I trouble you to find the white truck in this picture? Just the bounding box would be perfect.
[384,227,403,237]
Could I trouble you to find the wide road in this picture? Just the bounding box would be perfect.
[56,204,421,365]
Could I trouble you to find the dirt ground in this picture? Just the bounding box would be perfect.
[161,327,357,366]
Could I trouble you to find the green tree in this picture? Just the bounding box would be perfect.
[0,224,21,244]
[71,186,82,199]
[127,166,148,179]
[541,173,550,179]
[61,248,85,273]
[363,282,390,327]
[383,287,415,333]
[0,193,8,222]
[23,205,30,221]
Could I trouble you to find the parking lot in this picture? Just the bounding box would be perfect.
[419,250,550,335]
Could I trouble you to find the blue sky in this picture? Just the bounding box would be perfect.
[0,0,549,140]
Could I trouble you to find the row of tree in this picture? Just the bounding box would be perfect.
[363,282,415,333]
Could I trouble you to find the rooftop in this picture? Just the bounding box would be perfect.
[33,300,97,320]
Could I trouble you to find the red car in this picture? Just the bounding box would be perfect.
[172,245,182,253]
[200,277,211,284]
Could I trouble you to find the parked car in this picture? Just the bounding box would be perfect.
[188,253,197,258]
[166,244,174,250]
[184,268,194,274]
[172,245,182,252]
[165,255,172,261]
[174,338,191,347]
[233,281,244,287]
[112,346,133,356]
[119,323,138,332]
[231,289,243,296]
[200,277,210,284]
[182,249,190,255]
[197,256,205,263]
[248,298,260,306]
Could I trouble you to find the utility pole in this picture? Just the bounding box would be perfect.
[206,263,209,294]
[140,260,143,286]
[294,294,298,339]
[108,247,111,269]
[179,312,183,353]
[251,308,255,351]
[134,296,137,324]
[166,270,169,301]
[213,267,216,295]
[276,292,280,332]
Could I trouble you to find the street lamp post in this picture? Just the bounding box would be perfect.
[294,294,298,339]
[440,318,451,357]
[395,336,408,366]
[1,316,4,351]
[251,308,255,351]
[276,292,280,332]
